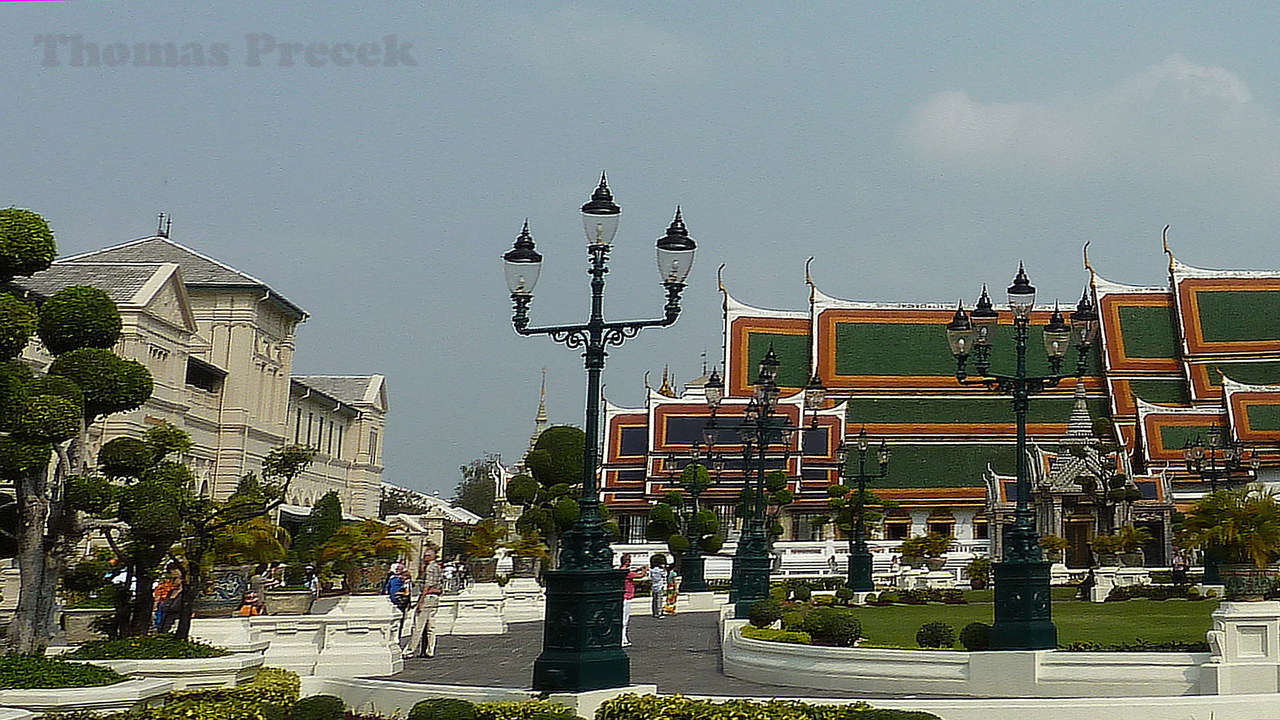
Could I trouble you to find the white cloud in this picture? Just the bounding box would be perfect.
[903,55,1280,188]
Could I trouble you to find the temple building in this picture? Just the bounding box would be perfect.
[601,242,1280,566]
[11,224,388,518]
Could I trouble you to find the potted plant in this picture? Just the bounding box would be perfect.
[1039,535,1070,564]
[965,556,992,590]
[464,519,508,583]
[1182,485,1280,601]
[1115,524,1153,568]
[506,530,549,578]
[263,566,316,615]
[1090,533,1123,567]
[920,532,953,571]
[317,519,411,594]
[898,535,929,568]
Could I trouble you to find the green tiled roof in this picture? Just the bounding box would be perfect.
[1244,403,1280,432]
[858,443,1012,489]
[1196,290,1280,343]
[1129,379,1191,405]
[1118,305,1178,359]
[833,322,1101,377]
[1157,423,1220,452]
[844,395,1109,425]
[1208,362,1280,386]
[746,332,811,388]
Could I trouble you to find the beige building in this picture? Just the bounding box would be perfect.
[13,231,387,518]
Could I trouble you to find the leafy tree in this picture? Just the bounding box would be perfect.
[645,463,723,560]
[290,490,343,564]
[506,425,585,567]
[316,519,410,574]
[454,456,499,518]
[819,484,897,541]
[209,516,289,566]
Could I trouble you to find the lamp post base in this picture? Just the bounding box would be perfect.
[846,550,874,592]
[681,554,708,594]
[532,567,630,692]
[732,552,772,619]
[990,559,1057,650]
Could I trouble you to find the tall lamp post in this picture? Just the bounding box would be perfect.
[504,175,695,692]
[701,348,824,618]
[1181,424,1259,584]
[663,445,716,593]
[840,428,890,592]
[944,266,1097,650]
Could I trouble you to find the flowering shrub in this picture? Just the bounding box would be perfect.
[597,694,942,719]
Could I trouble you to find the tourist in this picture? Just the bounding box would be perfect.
[238,592,263,617]
[152,564,181,632]
[619,554,642,647]
[248,563,274,613]
[1172,552,1189,585]
[664,566,680,616]
[155,567,183,633]
[304,566,319,599]
[387,562,412,635]
[648,554,668,619]
[404,549,444,658]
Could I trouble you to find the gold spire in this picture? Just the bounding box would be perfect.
[658,365,676,398]
[1082,241,1096,290]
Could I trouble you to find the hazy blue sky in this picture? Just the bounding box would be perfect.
[5,3,1280,496]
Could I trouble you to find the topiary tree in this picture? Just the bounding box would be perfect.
[290,490,343,565]
[644,463,723,573]
[735,469,794,547]
[507,425,587,568]
[916,621,957,649]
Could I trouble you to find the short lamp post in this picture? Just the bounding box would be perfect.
[944,265,1097,650]
[1181,424,1260,584]
[504,175,695,692]
[839,428,890,592]
[701,348,823,618]
[664,446,716,594]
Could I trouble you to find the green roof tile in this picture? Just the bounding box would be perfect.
[1209,361,1280,386]
[834,322,1101,377]
[844,395,1108,424]
[860,443,1013,489]
[1244,403,1280,432]
[1118,305,1178,359]
[1196,290,1280,343]
[746,332,810,388]
[1129,379,1191,405]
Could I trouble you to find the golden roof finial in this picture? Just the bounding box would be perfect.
[658,365,675,397]
[1082,241,1096,289]
[1162,224,1174,276]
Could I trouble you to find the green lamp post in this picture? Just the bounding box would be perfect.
[944,267,1096,650]
[504,174,695,692]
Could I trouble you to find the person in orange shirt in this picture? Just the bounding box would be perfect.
[237,592,263,617]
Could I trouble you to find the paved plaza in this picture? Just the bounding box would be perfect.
[392,612,863,698]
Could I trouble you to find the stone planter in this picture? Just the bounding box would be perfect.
[925,557,946,572]
[1119,551,1145,568]
[1220,563,1279,601]
[264,589,315,615]
[194,565,254,618]
[1045,550,1065,564]
[60,606,112,644]
[900,555,923,569]
[469,558,498,583]
[346,561,391,595]
[511,557,540,578]
[1095,553,1120,568]
[0,678,171,714]
[84,652,264,690]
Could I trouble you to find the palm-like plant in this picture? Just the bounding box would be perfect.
[1183,485,1280,569]
[208,516,289,565]
[317,519,410,572]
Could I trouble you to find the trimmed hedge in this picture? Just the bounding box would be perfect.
[748,598,783,628]
[0,654,125,689]
[742,626,813,645]
[410,698,476,720]
[66,634,229,660]
[915,622,955,649]
[597,694,942,719]
[959,622,991,651]
[288,695,345,720]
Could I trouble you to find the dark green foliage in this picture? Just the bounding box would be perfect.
[1059,639,1210,652]
[454,457,498,518]
[288,694,346,720]
[48,348,153,420]
[126,502,183,552]
[147,667,299,720]
[0,654,125,689]
[551,495,579,527]
[409,698,477,720]
[61,557,113,597]
[916,621,956,649]
[98,437,153,477]
[0,294,36,360]
[834,586,854,602]
[959,622,991,651]
[290,491,343,564]
[66,635,228,659]
[645,503,679,541]
[37,286,122,355]
[692,509,718,535]
[0,361,30,431]
[800,606,863,646]
[792,584,812,602]
[505,474,538,506]
[666,533,690,555]
[147,423,194,460]
[525,426,584,488]
[27,374,84,405]
[747,597,782,628]
[0,208,56,281]
[596,694,943,719]
[0,436,51,475]
[14,394,80,442]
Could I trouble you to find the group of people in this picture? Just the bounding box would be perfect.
[385,549,445,658]
[235,563,319,617]
[619,553,680,647]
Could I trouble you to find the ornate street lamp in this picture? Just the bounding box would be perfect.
[839,428,890,592]
[944,264,1095,651]
[662,444,716,594]
[700,346,822,618]
[505,174,694,692]
[1181,423,1260,584]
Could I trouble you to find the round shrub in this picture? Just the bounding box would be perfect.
[0,436,51,475]
[551,495,579,528]
[0,208,57,281]
[801,606,862,646]
[0,294,36,360]
[15,394,80,443]
[0,363,29,431]
[409,698,476,720]
[959,622,992,651]
[768,584,789,601]
[288,694,346,720]
[26,374,84,406]
[700,533,724,554]
[747,597,783,629]
[65,474,115,516]
[878,589,900,603]
[666,533,690,556]
[38,286,122,355]
[916,621,957,649]
[48,348,152,420]
[692,508,718,535]
[791,584,812,602]
[505,474,538,505]
[834,586,854,602]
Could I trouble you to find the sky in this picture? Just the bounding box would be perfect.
[5,3,1280,497]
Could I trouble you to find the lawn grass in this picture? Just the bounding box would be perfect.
[848,597,1218,648]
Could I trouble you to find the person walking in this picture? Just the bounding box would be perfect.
[404,549,444,658]
[619,554,643,647]
[386,562,412,637]
[248,563,273,614]
[648,554,668,619]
